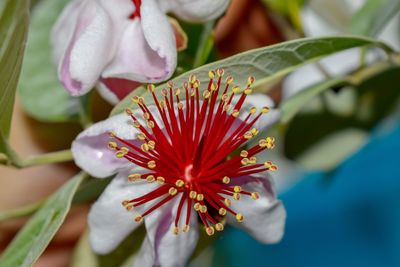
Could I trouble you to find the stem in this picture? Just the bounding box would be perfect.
[193,20,216,68]
[17,149,73,168]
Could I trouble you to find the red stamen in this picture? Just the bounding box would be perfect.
[113,70,277,236]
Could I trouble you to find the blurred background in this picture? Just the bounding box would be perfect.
[1,0,400,266]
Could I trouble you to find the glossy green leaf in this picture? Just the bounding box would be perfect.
[280,78,347,123]
[0,172,86,267]
[111,36,390,116]
[0,0,29,137]
[351,0,400,37]
[18,0,85,122]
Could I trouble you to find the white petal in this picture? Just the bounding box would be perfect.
[134,196,199,267]
[71,113,138,178]
[227,175,286,244]
[158,0,230,23]
[54,0,117,96]
[102,0,176,83]
[88,169,158,254]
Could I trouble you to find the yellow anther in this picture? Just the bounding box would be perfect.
[233,193,241,200]
[141,143,149,152]
[261,106,270,113]
[156,176,165,184]
[178,102,184,110]
[222,176,231,184]
[189,191,197,199]
[132,96,140,104]
[219,208,227,216]
[259,139,267,148]
[183,225,190,233]
[147,84,155,92]
[206,226,215,236]
[135,215,143,222]
[251,192,260,200]
[232,86,240,94]
[236,213,244,222]
[173,226,179,235]
[240,150,248,158]
[128,173,141,182]
[161,88,168,96]
[147,160,156,169]
[108,141,117,150]
[193,80,200,89]
[146,175,155,183]
[208,70,215,79]
[175,179,185,187]
[226,75,233,84]
[197,194,204,201]
[115,147,129,158]
[168,80,174,87]
[200,205,207,213]
[243,131,253,139]
[203,90,211,99]
[264,161,278,171]
[147,121,155,128]
[210,83,217,91]
[169,187,178,196]
[232,110,240,118]
[148,140,156,149]
[217,68,224,77]
[251,128,259,136]
[250,107,257,114]
[194,202,201,211]
[189,74,197,84]
[247,76,255,85]
[143,112,150,120]
[175,88,181,95]
[249,156,257,164]
[109,131,117,138]
[124,203,134,211]
[265,137,275,149]
[137,132,146,140]
[160,100,166,109]
[241,158,249,166]
[221,93,229,102]
[122,200,130,207]
[125,108,133,115]
[244,88,252,95]
[224,199,232,206]
[133,120,141,128]
[234,186,242,193]
[215,223,224,231]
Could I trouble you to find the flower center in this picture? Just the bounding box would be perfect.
[129,0,141,19]
[109,69,278,236]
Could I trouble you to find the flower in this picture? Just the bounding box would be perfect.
[51,0,230,103]
[72,70,286,267]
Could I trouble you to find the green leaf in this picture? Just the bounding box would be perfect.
[351,0,400,37]
[0,172,86,267]
[18,0,85,122]
[0,0,30,137]
[280,78,347,123]
[111,36,390,116]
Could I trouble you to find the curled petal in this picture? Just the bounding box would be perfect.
[102,0,176,83]
[158,0,230,23]
[227,174,286,244]
[134,198,199,267]
[88,169,158,254]
[97,78,141,104]
[51,0,117,96]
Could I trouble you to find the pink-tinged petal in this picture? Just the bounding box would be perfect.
[158,0,230,23]
[102,0,176,83]
[88,169,158,254]
[227,174,287,244]
[97,78,142,105]
[71,113,138,178]
[52,0,117,96]
[134,198,199,267]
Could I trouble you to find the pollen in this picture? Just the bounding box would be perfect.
[111,70,278,236]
